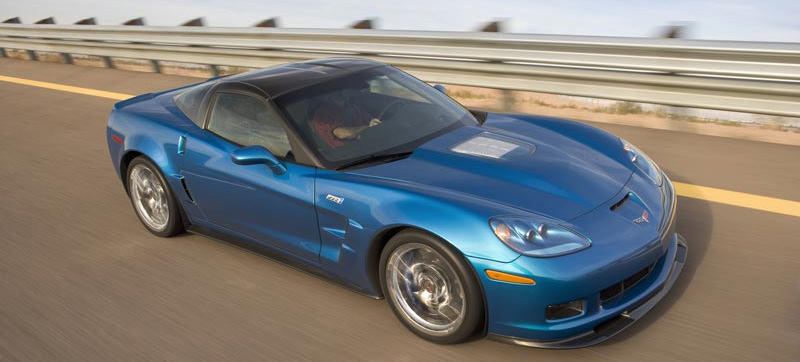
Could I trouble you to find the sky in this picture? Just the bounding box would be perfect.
[2,0,799,42]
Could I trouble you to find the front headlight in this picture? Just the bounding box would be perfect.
[489,216,591,257]
[621,139,663,185]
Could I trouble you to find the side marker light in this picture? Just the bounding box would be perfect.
[485,270,536,285]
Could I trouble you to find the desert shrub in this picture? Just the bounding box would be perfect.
[607,101,644,115]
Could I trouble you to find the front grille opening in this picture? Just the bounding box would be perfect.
[600,263,654,303]
[546,299,585,320]
[600,283,623,302]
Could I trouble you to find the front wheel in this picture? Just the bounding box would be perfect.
[126,156,184,237]
[380,230,484,344]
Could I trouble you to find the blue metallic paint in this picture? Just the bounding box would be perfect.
[107,76,685,347]
[180,128,320,263]
[474,173,678,341]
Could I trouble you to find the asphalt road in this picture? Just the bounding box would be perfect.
[1,58,798,362]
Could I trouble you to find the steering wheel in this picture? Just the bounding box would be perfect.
[377,99,408,120]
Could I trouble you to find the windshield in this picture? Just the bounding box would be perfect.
[273,66,477,169]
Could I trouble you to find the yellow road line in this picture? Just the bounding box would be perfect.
[0,75,132,100]
[674,182,800,217]
[1,74,798,217]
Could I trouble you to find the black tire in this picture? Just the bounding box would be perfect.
[379,229,484,344]
[125,156,184,237]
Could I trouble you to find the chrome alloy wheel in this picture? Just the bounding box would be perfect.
[129,164,170,232]
[386,243,466,336]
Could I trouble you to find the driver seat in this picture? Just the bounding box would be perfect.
[305,97,334,153]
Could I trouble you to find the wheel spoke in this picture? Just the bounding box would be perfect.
[397,253,415,276]
[133,172,145,195]
[396,269,412,284]
[442,303,461,318]
[437,309,456,322]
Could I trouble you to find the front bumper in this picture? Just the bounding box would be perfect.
[487,234,687,348]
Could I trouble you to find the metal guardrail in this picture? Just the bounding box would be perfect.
[1,23,799,117]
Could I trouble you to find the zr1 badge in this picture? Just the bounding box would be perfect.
[326,194,344,204]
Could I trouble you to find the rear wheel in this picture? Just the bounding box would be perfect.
[126,156,184,237]
[380,230,484,344]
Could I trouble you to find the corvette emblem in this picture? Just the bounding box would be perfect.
[633,211,649,224]
[326,194,344,204]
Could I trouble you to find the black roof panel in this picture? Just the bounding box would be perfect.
[224,58,384,97]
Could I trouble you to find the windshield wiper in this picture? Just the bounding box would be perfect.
[336,151,414,170]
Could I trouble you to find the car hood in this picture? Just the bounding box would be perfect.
[353,115,633,221]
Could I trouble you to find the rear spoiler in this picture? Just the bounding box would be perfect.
[113,73,234,111]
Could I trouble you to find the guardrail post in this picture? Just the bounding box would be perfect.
[181,18,205,27]
[34,17,55,24]
[117,18,148,69]
[500,91,515,112]
[59,53,73,65]
[30,17,58,61]
[479,20,515,111]
[118,17,157,71]
[151,59,162,73]
[479,21,503,33]
[122,17,145,26]
[75,17,96,25]
[61,18,97,65]
[254,18,279,27]
[657,23,690,125]
[100,56,113,68]
[179,18,216,76]
[1,17,22,57]
[24,17,57,61]
[659,24,688,39]
[349,19,377,57]
[350,19,374,29]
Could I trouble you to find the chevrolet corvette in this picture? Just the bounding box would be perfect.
[106,58,687,348]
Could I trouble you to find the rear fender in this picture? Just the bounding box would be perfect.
[108,110,184,193]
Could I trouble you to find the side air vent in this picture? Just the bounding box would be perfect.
[610,193,630,211]
[180,177,194,203]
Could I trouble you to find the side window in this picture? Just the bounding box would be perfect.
[174,81,216,126]
[207,93,292,158]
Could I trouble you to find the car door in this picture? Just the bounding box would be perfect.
[180,91,320,263]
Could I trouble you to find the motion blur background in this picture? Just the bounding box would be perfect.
[5,0,800,40]
[0,1,798,361]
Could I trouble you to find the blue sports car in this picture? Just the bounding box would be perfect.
[107,58,686,348]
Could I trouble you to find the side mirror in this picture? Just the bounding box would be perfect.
[231,146,287,175]
[433,84,447,94]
